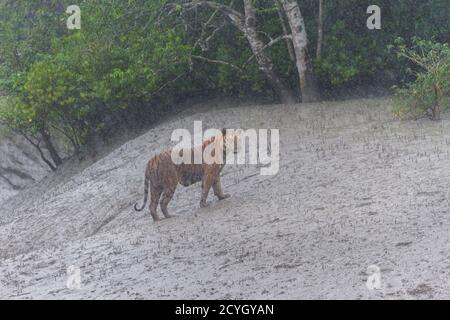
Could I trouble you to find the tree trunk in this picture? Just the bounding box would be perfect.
[281,0,320,102]
[275,0,295,62]
[242,0,296,103]
[316,0,324,59]
[182,1,296,103]
[21,133,57,171]
[40,127,63,168]
[35,142,57,171]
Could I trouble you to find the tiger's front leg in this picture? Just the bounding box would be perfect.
[213,176,230,200]
[200,170,218,208]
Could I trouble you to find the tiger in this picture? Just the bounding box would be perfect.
[134,128,242,221]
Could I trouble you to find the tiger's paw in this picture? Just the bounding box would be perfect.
[151,213,162,222]
[218,194,231,200]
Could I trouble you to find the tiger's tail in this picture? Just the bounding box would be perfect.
[134,164,151,212]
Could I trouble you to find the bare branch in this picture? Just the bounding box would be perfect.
[200,20,226,51]
[191,55,243,72]
[193,6,224,52]
[316,0,324,59]
[242,35,292,68]
[21,133,57,171]
[148,72,188,98]
[169,1,245,31]
[397,51,431,71]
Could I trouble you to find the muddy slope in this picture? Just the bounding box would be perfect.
[0,98,449,299]
[0,135,50,205]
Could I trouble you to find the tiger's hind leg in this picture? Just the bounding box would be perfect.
[160,186,176,219]
[213,176,230,200]
[149,184,163,221]
[159,169,178,219]
[200,170,220,207]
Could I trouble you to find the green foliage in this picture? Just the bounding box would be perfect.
[0,0,70,92]
[1,0,193,150]
[0,96,12,137]
[17,59,88,145]
[0,96,34,138]
[392,39,450,120]
[314,21,367,85]
[0,0,449,160]
[313,0,449,88]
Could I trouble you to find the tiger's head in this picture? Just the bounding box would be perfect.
[221,128,242,155]
[201,128,242,165]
